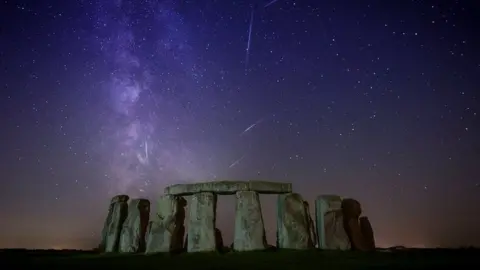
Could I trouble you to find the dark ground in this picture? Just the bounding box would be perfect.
[1,248,478,269]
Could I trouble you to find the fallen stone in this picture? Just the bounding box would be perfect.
[277,193,312,249]
[315,195,350,250]
[164,180,292,196]
[119,198,150,253]
[104,196,129,252]
[187,192,217,252]
[99,195,129,252]
[145,195,186,253]
[215,228,224,251]
[233,191,267,251]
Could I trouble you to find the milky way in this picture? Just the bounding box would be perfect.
[93,0,214,197]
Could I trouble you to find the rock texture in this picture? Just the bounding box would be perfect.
[119,198,150,253]
[145,195,186,253]
[233,191,267,251]
[187,192,217,252]
[315,195,350,250]
[342,198,375,251]
[165,180,292,196]
[277,193,312,249]
[104,195,129,252]
[303,201,317,247]
[99,195,129,251]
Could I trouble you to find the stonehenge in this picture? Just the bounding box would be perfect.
[99,180,376,254]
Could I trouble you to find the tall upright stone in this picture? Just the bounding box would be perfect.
[103,195,129,252]
[99,195,129,251]
[315,195,350,250]
[233,191,267,251]
[119,199,150,253]
[187,192,217,252]
[277,193,311,249]
[145,195,186,253]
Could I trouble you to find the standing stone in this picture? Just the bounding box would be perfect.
[342,198,374,251]
[277,193,311,249]
[119,199,150,253]
[145,195,186,253]
[303,201,317,247]
[104,195,129,252]
[233,191,267,251]
[187,192,217,252]
[315,195,350,250]
[99,195,129,251]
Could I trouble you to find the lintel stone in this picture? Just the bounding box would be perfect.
[164,180,292,196]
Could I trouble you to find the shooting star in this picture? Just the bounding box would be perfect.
[145,140,148,162]
[264,0,279,8]
[229,155,246,168]
[240,117,265,136]
[245,7,254,70]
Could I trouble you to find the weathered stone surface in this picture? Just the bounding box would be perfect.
[119,199,150,253]
[145,195,186,253]
[303,201,317,247]
[277,193,311,249]
[99,195,129,251]
[104,196,129,252]
[315,195,350,250]
[187,192,217,252]
[165,180,292,196]
[233,191,267,251]
[342,198,374,251]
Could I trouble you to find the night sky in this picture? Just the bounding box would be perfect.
[1,0,479,250]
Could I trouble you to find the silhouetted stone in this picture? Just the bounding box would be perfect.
[233,191,267,251]
[145,195,186,253]
[360,216,375,250]
[342,198,374,251]
[315,195,350,250]
[119,198,150,253]
[187,192,217,252]
[104,195,129,252]
[277,193,312,249]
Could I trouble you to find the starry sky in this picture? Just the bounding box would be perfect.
[1,0,479,250]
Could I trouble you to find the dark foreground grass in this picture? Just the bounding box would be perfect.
[1,248,479,269]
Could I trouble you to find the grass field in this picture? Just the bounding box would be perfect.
[2,248,479,269]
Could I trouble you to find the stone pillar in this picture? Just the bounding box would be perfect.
[119,198,150,253]
[315,195,350,250]
[233,191,266,251]
[277,193,311,249]
[145,195,186,253]
[99,195,129,251]
[187,192,217,252]
[104,195,129,252]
